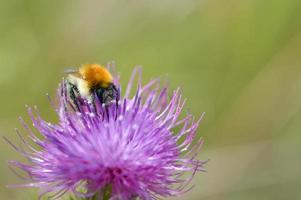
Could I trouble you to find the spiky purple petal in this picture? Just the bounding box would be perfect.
[7,66,206,200]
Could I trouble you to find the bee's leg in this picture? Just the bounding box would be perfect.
[95,87,105,105]
[95,88,110,120]
[102,84,118,106]
[90,95,98,115]
[71,89,81,112]
[114,86,120,120]
[67,82,81,111]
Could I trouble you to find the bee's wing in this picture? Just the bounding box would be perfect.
[64,67,78,74]
[64,67,84,80]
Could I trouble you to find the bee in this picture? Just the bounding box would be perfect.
[65,64,118,110]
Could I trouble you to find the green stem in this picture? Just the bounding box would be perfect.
[102,185,112,200]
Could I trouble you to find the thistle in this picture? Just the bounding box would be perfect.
[6,65,207,200]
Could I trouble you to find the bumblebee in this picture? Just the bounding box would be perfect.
[65,64,118,110]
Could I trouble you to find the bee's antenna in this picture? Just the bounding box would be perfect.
[64,67,78,74]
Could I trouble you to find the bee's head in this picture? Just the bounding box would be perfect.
[79,64,113,88]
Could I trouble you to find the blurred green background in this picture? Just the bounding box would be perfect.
[1,0,301,199]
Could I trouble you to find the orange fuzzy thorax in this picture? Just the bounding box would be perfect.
[79,64,113,88]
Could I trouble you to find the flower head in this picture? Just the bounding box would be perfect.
[7,65,206,199]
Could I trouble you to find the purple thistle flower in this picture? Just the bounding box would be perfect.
[6,65,207,200]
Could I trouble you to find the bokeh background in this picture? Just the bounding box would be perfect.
[1,0,301,199]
